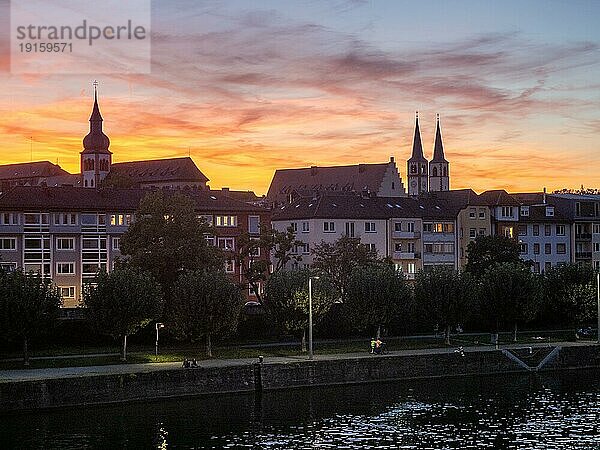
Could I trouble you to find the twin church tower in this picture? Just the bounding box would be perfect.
[406,113,449,196]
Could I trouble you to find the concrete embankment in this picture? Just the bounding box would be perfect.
[1,343,599,411]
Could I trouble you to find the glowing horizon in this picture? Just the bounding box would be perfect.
[1,0,599,196]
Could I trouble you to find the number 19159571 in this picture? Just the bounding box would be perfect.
[19,42,73,52]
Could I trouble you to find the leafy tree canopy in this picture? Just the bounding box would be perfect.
[83,266,163,360]
[345,263,411,335]
[120,191,223,289]
[0,269,62,365]
[168,268,244,356]
[465,235,523,278]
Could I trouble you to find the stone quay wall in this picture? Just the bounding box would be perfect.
[1,344,599,411]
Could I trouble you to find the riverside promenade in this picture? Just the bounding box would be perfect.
[1,341,598,411]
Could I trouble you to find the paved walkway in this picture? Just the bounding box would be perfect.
[0,341,594,383]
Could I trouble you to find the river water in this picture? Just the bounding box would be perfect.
[1,371,599,449]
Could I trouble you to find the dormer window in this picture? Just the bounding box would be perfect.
[545,206,554,217]
[520,206,529,217]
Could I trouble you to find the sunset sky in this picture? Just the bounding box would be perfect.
[1,0,599,195]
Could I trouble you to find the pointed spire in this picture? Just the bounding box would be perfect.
[431,113,447,162]
[409,111,426,161]
[82,80,111,154]
[89,80,103,124]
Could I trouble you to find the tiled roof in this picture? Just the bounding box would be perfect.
[424,189,487,206]
[110,157,209,184]
[0,161,69,180]
[0,186,268,213]
[478,189,521,206]
[273,193,458,221]
[267,161,394,202]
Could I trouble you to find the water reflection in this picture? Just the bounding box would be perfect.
[1,371,599,449]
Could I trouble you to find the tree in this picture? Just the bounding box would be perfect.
[119,191,223,290]
[479,262,538,341]
[540,264,597,328]
[83,266,163,361]
[264,268,336,350]
[345,263,411,337]
[311,236,381,302]
[414,266,478,345]
[0,269,61,366]
[234,226,303,304]
[168,269,244,357]
[465,235,523,278]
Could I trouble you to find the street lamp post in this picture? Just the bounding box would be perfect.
[155,323,165,358]
[308,276,319,360]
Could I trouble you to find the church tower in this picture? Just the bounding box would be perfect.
[428,114,449,191]
[81,82,111,188]
[407,112,428,196]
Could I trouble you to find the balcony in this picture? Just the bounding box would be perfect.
[394,251,416,260]
[575,252,592,259]
[393,230,421,239]
[575,233,592,240]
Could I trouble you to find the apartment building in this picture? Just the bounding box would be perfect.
[272,192,462,279]
[512,193,572,273]
[550,194,600,270]
[0,186,270,307]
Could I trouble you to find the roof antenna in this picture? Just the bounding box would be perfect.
[30,136,33,162]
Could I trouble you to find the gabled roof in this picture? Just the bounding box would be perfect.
[0,161,69,180]
[110,157,209,184]
[267,161,395,201]
[424,189,487,207]
[478,189,521,206]
[0,186,268,214]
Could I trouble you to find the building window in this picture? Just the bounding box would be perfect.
[545,262,552,272]
[519,243,528,254]
[112,237,121,251]
[533,243,540,255]
[323,222,335,233]
[54,213,77,226]
[364,243,376,253]
[545,225,551,236]
[593,224,600,234]
[56,262,75,275]
[594,242,600,252]
[345,222,355,237]
[110,214,132,226]
[479,228,486,236]
[469,228,476,238]
[556,225,565,236]
[423,223,433,233]
[290,222,298,232]
[501,206,514,217]
[533,225,539,236]
[301,243,310,255]
[520,206,529,217]
[394,222,402,232]
[302,221,309,233]
[215,216,237,227]
[0,212,19,225]
[394,242,402,252]
[479,209,486,219]
[469,208,476,219]
[407,263,416,274]
[217,237,235,251]
[545,206,554,217]
[225,260,235,273]
[557,243,567,254]
[0,237,16,250]
[56,237,75,250]
[424,243,433,253]
[533,262,540,273]
[545,243,551,254]
[518,225,527,236]
[365,222,376,233]
[58,286,76,299]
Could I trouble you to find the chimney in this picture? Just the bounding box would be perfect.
[310,166,318,176]
[543,187,546,204]
[222,187,230,192]
[390,156,395,163]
